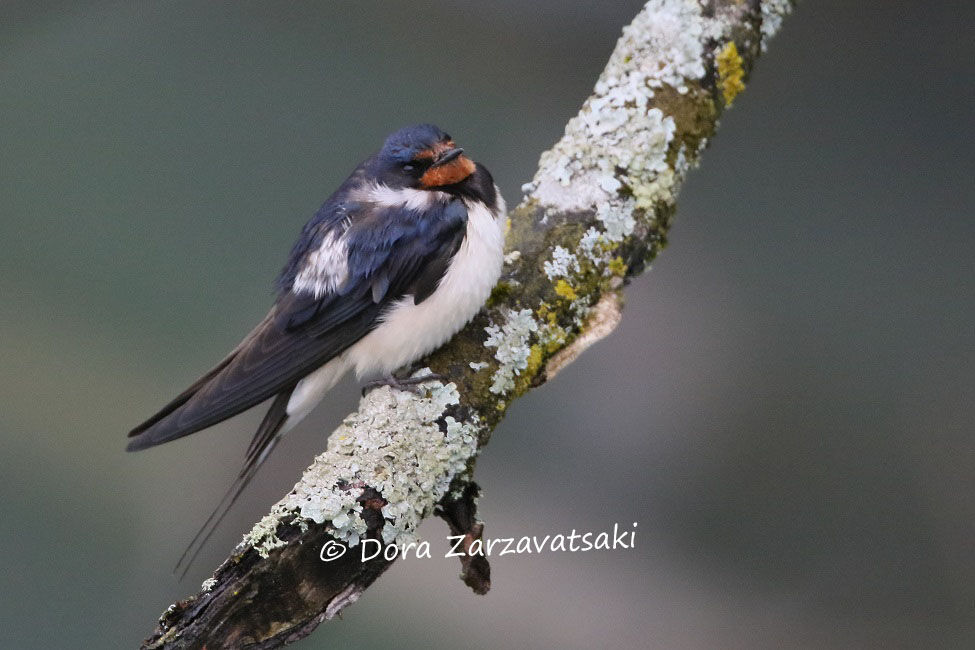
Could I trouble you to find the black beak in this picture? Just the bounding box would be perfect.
[431,148,464,167]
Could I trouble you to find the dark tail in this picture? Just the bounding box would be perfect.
[126,354,237,451]
[173,388,293,580]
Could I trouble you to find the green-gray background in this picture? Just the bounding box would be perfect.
[2,1,972,648]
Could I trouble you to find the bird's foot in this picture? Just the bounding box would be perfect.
[361,372,445,397]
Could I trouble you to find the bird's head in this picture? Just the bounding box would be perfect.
[371,124,477,191]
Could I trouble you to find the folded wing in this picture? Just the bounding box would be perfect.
[126,195,468,451]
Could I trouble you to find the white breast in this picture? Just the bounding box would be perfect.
[345,193,506,377]
[286,191,506,423]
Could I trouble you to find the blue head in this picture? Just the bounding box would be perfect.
[369,124,477,190]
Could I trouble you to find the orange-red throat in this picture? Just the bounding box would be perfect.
[419,141,476,188]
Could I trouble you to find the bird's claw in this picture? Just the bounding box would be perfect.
[361,372,445,397]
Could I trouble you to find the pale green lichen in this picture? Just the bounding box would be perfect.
[242,373,480,552]
[674,143,692,176]
[761,0,793,51]
[578,227,608,261]
[543,246,580,280]
[244,511,289,558]
[596,201,637,242]
[521,0,765,258]
[537,322,567,353]
[484,309,539,395]
[569,293,594,329]
[524,0,728,216]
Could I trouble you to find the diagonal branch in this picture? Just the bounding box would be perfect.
[140,1,794,648]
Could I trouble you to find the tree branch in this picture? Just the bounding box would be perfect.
[140,1,794,647]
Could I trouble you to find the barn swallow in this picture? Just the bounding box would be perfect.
[127,124,506,575]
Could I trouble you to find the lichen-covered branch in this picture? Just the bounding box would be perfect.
[141,1,794,647]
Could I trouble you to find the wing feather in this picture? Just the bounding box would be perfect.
[127,194,469,451]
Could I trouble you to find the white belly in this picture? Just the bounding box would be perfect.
[287,195,505,420]
[345,197,505,376]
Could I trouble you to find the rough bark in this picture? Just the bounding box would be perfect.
[140,1,795,648]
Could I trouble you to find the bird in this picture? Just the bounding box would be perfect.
[126,124,506,576]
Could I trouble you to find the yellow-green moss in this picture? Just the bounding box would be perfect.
[542,325,567,354]
[650,84,717,165]
[716,41,745,106]
[486,281,514,308]
[554,279,578,301]
[536,301,551,321]
[536,301,561,327]
[513,344,544,395]
[608,256,628,277]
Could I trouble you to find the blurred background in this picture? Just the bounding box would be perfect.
[1,1,972,648]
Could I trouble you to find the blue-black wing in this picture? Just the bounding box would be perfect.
[126,196,468,451]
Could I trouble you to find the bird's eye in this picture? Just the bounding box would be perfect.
[402,163,414,173]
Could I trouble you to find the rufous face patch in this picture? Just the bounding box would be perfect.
[420,154,476,187]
